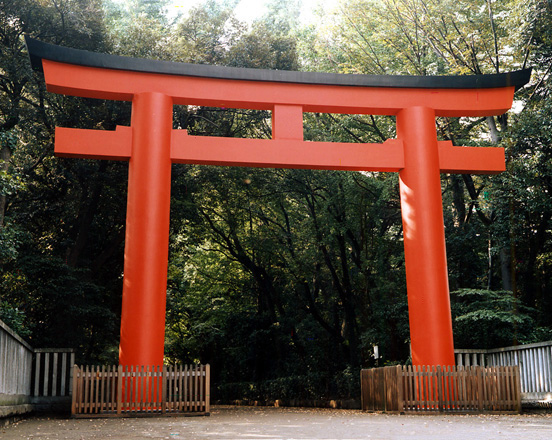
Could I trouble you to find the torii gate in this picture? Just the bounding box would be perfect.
[26,37,530,369]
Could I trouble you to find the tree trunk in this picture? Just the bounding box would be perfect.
[486,116,500,143]
[66,162,108,267]
[0,143,11,228]
[525,212,550,307]
[487,115,515,291]
[487,236,493,290]
[500,247,512,291]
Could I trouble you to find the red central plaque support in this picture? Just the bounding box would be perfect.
[26,38,530,368]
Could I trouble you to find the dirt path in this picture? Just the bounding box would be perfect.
[2,406,552,439]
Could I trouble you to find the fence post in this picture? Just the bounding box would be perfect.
[201,364,206,412]
[43,352,50,397]
[177,365,183,412]
[205,364,211,413]
[384,367,391,412]
[396,365,403,413]
[436,365,443,412]
[421,366,427,410]
[82,365,88,414]
[34,352,41,397]
[162,366,167,414]
[376,367,384,411]
[71,365,78,416]
[477,367,484,412]
[360,370,365,411]
[69,352,75,395]
[117,365,123,415]
[383,366,400,413]
[514,365,522,413]
[184,365,189,412]
[51,353,58,397]
[60,353,67,396]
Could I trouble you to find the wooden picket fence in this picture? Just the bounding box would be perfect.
[361,365,521,414]
[71,364,210,417]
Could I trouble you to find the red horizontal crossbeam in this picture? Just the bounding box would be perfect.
[54,126,504,174]
[170,132,404,172]
[55,126,132,160]
[438,141,505,174]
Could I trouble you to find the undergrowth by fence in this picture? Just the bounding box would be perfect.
[361,365,521,414]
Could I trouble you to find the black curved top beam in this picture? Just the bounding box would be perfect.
[25,37,531,90]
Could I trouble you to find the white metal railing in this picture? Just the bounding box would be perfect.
[456,341,552,399]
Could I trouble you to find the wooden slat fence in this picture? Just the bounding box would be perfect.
[361,365,521,414]
[456,341,552,400]
[71,364,210,417]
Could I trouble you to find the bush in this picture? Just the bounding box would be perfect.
[451,289,539,349]
[214,368,360,402]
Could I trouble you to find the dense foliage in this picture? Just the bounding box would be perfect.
[1,0,551,401]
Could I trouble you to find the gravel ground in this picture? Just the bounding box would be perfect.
[2,406,552,440]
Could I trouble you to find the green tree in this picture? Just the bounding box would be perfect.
[166,165,409,397]
[451,289,544,349]
[319,0,539,293]
[1,0,125,362]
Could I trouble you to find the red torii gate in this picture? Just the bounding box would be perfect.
[26,37,530,369]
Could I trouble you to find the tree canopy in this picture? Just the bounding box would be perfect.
[1,0,551,401]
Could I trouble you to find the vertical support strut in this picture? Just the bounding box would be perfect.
[397,106,455,367]
[119,92,173,368]
[272,104,304,140]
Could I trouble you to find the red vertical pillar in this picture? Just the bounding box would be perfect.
[397,106,455,367]
[119,92,173,368]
